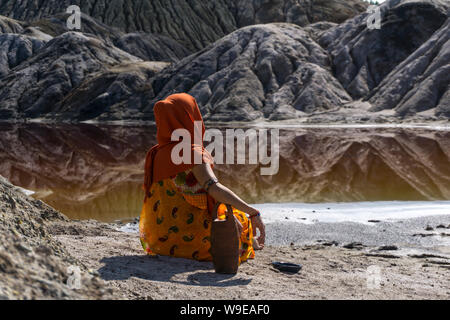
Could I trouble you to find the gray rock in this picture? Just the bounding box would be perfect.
[54,61,169,122]
[0,15,23,33]
[29,13,191,62]
[0,0,368,51]
[228,0,368,28]
[0,31,141,120]
[114,32,191,62]
[146,23,351,122]
[28,12,124,43]
[0,33,48,78]
[368,18,450,118]
[319,0,448,99]
[303,21,338,41]
[0,175,113,299]
[1,23,351,122]
[0,0,447,123]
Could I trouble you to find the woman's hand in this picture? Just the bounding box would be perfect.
[192,164,266,249]
[249,208,265,249]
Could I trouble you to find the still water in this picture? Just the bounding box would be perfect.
[0,123,449,222]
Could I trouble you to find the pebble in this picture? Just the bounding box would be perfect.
[378,245,398,251]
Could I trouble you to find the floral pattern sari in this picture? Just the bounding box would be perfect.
[139,170,255,263]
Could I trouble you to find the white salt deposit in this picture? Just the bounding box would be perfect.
[119,201,450,233]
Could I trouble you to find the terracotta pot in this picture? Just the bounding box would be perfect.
[209,203,240,274]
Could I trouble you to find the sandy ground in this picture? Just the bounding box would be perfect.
[51,220,450,300]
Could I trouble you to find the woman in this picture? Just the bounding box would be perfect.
[139,93,265,263]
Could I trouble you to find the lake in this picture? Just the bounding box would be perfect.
[0,123,449,222]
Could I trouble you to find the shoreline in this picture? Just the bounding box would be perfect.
[118,202,450,254]
[2,175,450,299]
[50,209,450,300]
[52,218,450,300]
[1,119,449,131]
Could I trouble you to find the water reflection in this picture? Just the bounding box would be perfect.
[0,123,449,222]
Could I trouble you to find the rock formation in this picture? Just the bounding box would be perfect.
[0,0,367,51]
[114,32,191,62]
[0,0,448,122]
[146,23,352,122]
[0,175,113,299]
[53,61,169,123]
[29,13,191,62]
[0,15,23,33]
[319,0,449,103]
[0,33,48,77]
[0,32,140,119]
[368,17,450,118]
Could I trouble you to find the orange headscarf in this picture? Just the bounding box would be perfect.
[144,93,214,198]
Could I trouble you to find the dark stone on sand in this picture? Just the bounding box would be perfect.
[343,242,365,250]
[378,245,398,251]
[412,233,435,238]
[323,241,339,247]
[365,253,401,259]
[408,253,448,259]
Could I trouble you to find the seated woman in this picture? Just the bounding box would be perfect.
[139,93,265,263]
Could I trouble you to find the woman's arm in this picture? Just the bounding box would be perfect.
[192,164,265,246]
[192,164,257,215]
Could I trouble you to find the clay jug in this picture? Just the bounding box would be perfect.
[210,203,240,274]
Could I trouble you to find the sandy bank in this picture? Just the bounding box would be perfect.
[50,218,450,300]
[2,174,449,299]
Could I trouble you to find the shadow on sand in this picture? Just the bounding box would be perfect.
[98,254,252,287]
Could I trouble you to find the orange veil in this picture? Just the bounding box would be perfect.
[144,93,214,201]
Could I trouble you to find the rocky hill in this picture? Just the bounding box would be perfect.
[319,0,449,118]
[145,23,352,122]
[0,175,114,299]
[27,13,193,62]
[368,17,450,118]
[0,0,448,123]
[0,0,367,51]
[0,32,143,119]
[0,15,22,33]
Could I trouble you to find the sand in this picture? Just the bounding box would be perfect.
[50,219,450,300]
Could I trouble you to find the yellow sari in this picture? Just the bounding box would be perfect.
[139,175,255,263]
